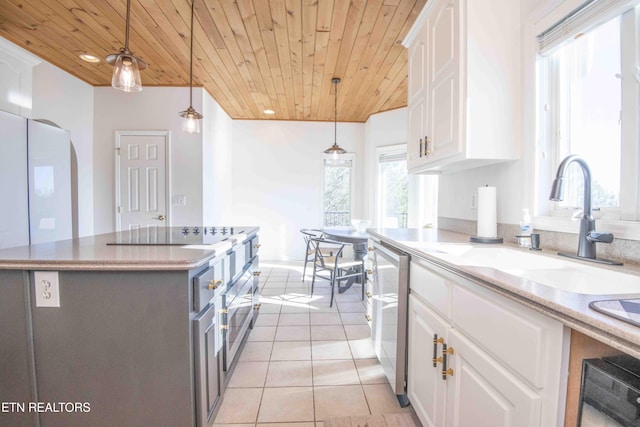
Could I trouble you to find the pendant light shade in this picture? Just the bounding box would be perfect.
[106,0,146,92]
[324,78,346,156]
[179,0,203,134]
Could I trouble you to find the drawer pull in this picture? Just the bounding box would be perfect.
[254,243,261,249]
[254,303,261,309]
[253,271,261,277]
[366,269,373,275]
[365,314,372,322]
[433,334,443,367]
[368,246,374,251]
[208,279,222,290]
[442,343,453,380]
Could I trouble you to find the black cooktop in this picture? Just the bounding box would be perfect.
[107,226,250,246]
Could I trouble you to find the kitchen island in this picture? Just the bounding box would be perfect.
[0,226,260,427]
[368,227,640,427]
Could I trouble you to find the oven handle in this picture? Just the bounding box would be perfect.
[373,241,407,266]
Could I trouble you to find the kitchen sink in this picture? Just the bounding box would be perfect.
[406,244,639,295]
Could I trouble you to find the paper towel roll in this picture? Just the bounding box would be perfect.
[477,186,497,238]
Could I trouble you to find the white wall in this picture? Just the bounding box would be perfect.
[32,61,95,238]
[202,91,233,224]
[93,86,206,233]
[230,120,365,260]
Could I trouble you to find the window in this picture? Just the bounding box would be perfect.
[323,157,352,226]
[377,149,409,228]
[374,144,438,229]
[538,1,640,221]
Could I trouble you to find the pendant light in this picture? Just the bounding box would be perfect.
[106,0,146,92]
[179,0,203,134]
[324,77,347,157]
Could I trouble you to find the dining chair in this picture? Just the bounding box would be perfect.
[309,237,365,307]
[300,229,325,280]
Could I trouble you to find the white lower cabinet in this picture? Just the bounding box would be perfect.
[408,294,448,427]
[408,258,566,427]
[445,328,541,427]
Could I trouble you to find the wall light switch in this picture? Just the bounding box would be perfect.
[34,271,60,307]
[172,195,186,206]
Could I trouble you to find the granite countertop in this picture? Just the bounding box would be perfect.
[368,227,640,359]
[0,227,259,271]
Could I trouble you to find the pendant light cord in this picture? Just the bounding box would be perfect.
[124,0,131,50]
[334,79,338,146]
[189,0,195,108]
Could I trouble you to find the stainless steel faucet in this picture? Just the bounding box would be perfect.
[549,155,622,265]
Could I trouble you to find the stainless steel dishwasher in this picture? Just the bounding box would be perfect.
[370,240,410,406]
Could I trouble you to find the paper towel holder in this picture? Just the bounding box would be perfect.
[469,236,504,244]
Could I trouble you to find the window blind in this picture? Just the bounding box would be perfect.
[379,152,406,163]
[324,158,352,167]
[537,0,638,54]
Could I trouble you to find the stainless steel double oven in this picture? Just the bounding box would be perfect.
[193,234,260,427]
[221,267,255,371]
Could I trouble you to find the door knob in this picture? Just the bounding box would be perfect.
[154,215,165,221]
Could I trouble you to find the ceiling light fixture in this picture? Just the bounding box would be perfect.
[106,0,147,92]
[179,0,203,134]
[79,54,100,63]
[324,77,347,157]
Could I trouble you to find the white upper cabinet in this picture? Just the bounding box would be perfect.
[404,0,521,174]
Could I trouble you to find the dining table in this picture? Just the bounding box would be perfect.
[321,227,370,293]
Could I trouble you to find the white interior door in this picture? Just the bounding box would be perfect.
[115,131,170,231]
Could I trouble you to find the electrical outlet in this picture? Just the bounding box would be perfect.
[34,271,60,307]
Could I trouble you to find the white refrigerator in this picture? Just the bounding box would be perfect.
[0,110,72,249]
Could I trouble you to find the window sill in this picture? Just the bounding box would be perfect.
[533,216,640,241]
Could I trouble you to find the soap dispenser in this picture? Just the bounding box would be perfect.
[518,209,532,247]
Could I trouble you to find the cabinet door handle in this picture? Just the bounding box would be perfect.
[366,291,373,299]
[208,279,222,290]
[253,271,261,276]
[254,243,261,249]
[433,334,444,367]
[425,136,431,157]
[442,343,454,380]
[365,314,372,322]
[419,138,424,157]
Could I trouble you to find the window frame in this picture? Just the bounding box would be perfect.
[375,144,409,228]
[321,153,355,227]
[530,0,640,239]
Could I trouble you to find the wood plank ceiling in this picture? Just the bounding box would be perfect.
[0,0,426,122]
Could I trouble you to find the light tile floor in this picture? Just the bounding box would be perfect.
[212,261,415,427]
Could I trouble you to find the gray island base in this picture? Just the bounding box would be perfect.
[0,227,260,427]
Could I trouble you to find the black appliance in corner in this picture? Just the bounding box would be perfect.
[578,355,640,426]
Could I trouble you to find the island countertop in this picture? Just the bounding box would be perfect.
[0,226,259,271]
[367,227,640,359]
